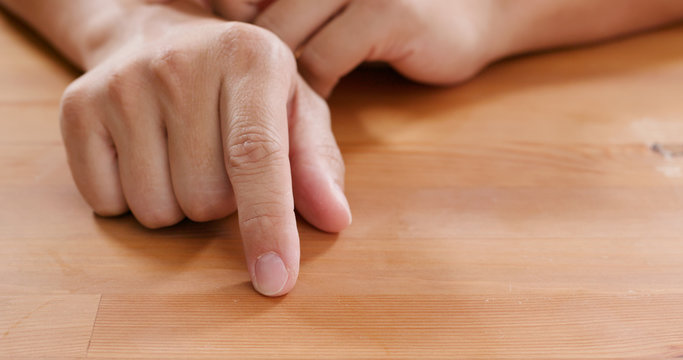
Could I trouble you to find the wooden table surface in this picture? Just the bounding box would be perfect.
[2,10,683,359]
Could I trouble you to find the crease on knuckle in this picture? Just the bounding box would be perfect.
[217,24,263,65]
[240,202,289,230]
[227,125,284,172]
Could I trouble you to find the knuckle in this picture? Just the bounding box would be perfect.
[59,81,93,138]
[148,46,194,92]
[61,79,91,115]
[219,22,272,51]
[227,125,285,172]
[104,66,145,118]
[217,22,294,74]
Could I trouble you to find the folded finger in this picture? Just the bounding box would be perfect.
[158,62,237,223]
[105,80,184,229]
[60,82,128,216]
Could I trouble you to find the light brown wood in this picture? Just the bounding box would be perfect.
[0,295,101,358]
[2,9,683,359]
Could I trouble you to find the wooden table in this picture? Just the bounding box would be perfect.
[2,9,683,359]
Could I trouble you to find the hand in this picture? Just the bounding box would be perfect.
[208,0,500,97]
[59,2,351,296]
[205,0,683,98]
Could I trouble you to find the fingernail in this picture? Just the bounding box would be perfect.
[254,252,288,296]
[333,183,352,226]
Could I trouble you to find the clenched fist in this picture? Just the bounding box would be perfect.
[59,2,351,296]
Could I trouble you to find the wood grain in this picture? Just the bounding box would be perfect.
[87,294,683,359]
[0,295,101,359]
[2,8,683,359]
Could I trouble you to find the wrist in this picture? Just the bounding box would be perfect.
[76,3,139,70]
[455,0,522,70]
[485,0,572,60]
[482,0,529,63]
[78,1,213,70]
[485,0,683,62]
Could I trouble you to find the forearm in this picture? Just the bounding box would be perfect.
[0,0,212,70]
[493,0,683,59]
[0,0,139,69]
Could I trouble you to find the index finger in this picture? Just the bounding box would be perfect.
[221,34,299,297]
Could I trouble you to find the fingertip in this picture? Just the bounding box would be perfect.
[331,182,353,229]
[317,180,352,233]
[237,211,301,296]
[252,251,298,297]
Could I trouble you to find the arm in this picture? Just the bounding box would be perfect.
[0,0,352,296]
[0,0,135,69]
[496,0,683,57]
[202,0,683,96]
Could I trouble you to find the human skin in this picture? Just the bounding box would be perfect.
[0,0,352,296]
[4,0,683,297]
[203,0,683,97]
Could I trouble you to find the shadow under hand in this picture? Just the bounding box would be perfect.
[329,24,683,147]
[93,212,339,274]
[93,213,243,270]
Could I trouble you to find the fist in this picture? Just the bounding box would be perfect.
[60,7,351,296]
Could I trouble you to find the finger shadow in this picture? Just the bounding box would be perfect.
[297,214,341,264]
[93,212,339,271]
[93,213,244,270]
